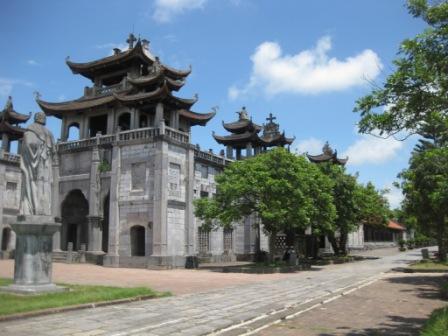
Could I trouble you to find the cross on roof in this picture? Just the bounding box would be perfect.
[127,33,137,49]
[266,113,276,123]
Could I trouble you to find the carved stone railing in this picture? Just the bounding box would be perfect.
[95,82,124,96]
[165,127,190,144]
[57,126,191,153]
[118,127,160,142]
[194,149,233,166]
[0,151,21,164]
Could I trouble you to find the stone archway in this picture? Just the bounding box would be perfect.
[130,225,145,256]
[1,227,11,251]
[61,190,89,251]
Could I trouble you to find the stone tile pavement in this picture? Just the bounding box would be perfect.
[0,249,429,336]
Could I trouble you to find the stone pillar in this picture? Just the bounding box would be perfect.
[52,153,61,251]
[185,147,195,255]
[152,140,168,257]
[169,110,179,129]
[1,133,9,151]
[0,216,65,294]
[226,145,233,159]
[236,148,242,160]
[103,143,121,267]
[246,143,253,157]
[87,216,102,252]
[107,110,115,134]
[155,103,164,126]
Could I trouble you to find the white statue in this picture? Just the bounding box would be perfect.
[20,112,55,216]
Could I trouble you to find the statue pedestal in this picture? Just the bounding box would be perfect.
[0,215,66,294]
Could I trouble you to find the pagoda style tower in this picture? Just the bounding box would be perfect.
[213,107,294,159]
[30,34,226,268]
[37,33,215,139]
[307,141,348,166]
[0,96,31,152]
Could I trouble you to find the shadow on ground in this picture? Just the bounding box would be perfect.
[317,275,447,336]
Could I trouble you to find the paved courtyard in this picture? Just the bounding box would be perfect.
[0,249,433,336]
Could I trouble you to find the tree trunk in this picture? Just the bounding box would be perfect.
[268,232,277,263]
[437,219,447,262]
[327,232,340,256]
[339,230,348,256]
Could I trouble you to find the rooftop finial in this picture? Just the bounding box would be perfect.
[126,33,137,49]
[266,112,276,124]
[323,141,333,155]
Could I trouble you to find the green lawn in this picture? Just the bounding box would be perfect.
[0,278,169,316]
[420,306,448,336]
[409,260,448,271]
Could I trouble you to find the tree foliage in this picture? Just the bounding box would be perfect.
[399,147,448,261]
[354,0,448,147]
[194,148,336,258]
[355,0,448,259]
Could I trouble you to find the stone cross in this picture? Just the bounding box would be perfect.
[266,113,277,124]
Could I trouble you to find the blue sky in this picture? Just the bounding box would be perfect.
[0,0,427,208]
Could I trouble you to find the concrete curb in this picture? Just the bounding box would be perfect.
[0,294,163,323]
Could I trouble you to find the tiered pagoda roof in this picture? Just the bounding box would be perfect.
[0,96,31,141]
[213,108,294,148]
[37,34,215,126]
[307,142,348,166]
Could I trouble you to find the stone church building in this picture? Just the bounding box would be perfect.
[0,35,297,267]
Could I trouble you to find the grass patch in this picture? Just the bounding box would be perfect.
[409,260,448,271]
[421,306,448,336]
[0,278,169,316]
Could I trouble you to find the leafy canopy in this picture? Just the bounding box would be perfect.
[194,148,336,236]
[354,0,448,146]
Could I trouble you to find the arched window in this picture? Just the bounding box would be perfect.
[118,112,131,131]
[67,123,80,141]
[130,225,145,256]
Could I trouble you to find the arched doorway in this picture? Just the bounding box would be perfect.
[61,190,89,251]
[130,225,145,256]
[118,112,131,131]
[67,122,80,141]
[102,193,110,253]
[1,227,11,251]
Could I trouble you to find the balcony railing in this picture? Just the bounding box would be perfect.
[0,150,21,164]
[57,126,190,152]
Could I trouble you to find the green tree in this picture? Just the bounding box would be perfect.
[399,147,448,261]
[318,164,389,255]
[194,148,336,261]
[354,0,448,147]
[355,0,448,259]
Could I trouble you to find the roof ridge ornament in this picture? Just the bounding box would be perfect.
[126,33,137,49]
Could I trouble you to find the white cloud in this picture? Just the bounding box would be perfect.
[229,36,382,99]
[294,137,324,155]
[0,78,32,97]
[343,134,403,166]
[27,59,39,66]
[153,0,207,23]
[383,183,403,209]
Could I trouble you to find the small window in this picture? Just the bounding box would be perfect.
[200,191,209,198]
[6,182,17,191]
[201,165,208,179]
